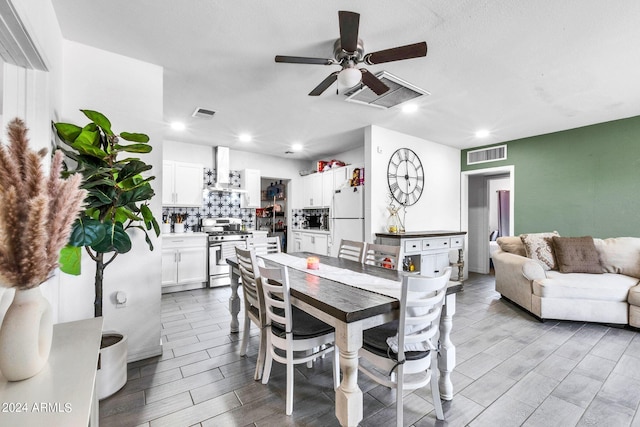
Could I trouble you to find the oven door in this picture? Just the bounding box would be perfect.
[209,241,245,287]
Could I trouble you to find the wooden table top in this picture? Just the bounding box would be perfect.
[228,252,462,324]
[375,230,467,239]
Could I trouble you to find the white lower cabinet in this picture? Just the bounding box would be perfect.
[162,234,207,293]
[298,231,329,255]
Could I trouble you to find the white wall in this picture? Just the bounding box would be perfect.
[364,125,461,243]
[57,40,164,361]
[163,140,214,169]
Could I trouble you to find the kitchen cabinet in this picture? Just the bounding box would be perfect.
[301,173,323,208]
[241,168,261,208]
[297,230,329,256]
[162,234,207,293]
[299,166,356,209]
[162,161,203,207]
[376,231,466,279]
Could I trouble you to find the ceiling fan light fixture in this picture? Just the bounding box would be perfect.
[337,68,362,89]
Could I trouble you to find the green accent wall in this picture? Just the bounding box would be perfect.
[461,116,640,238]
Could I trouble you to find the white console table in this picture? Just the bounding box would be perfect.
[376,230,467,281]
[0,317,103,426]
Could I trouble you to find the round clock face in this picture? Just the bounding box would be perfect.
[387,148,424,206]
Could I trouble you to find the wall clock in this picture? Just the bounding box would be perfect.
[387,148,424,206]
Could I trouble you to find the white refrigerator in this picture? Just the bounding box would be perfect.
[330,185,364,257]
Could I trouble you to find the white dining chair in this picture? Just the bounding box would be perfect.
[258,264,340,415]
[337,239,365,262]
[363,243,401,270]
[235,246,267,381]
[246,236,281,255]
[358,267,452,426]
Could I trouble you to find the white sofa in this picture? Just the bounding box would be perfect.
[492,235,640,327]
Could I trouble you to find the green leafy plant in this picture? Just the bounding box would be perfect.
[54,110,160,317]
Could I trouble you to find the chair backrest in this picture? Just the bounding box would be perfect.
[337,239,365,262]
[235,246,264,314]
[258,264,292,334]
[363,243,401,270]
[397,267,451,357]
[246,236,281,255]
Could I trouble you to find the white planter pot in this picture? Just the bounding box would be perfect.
[96,332,127,400]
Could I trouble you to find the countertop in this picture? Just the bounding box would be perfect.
[293,228,330,235]
[375,230,467,238]
[162,232,208,237]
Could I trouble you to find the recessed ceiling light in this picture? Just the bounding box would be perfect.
[238,133,252,142]
[291,143,303,152]
[475,129,490,138]
[170,121,186,131]
[401,103,418,113]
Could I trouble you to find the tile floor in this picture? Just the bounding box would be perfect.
[99,273,640,426]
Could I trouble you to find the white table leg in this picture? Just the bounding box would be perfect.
[438,293,456,400]
[334,322,363,427]
[228,265,241,333]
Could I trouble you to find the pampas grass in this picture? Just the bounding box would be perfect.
[0,118,86,289]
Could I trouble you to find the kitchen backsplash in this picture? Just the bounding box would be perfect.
[162,168,255,231]
[292,208,329,230]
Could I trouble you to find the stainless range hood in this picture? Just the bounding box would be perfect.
[206,146,247,193]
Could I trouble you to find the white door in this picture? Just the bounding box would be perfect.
[177,247,207,285]
[161,249,178,286]
[162,161,176,205]
[174,162,204,206]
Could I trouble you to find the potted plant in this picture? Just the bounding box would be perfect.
[0,118,86,381]
[54,109,160,399]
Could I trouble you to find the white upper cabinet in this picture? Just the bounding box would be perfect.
[162,161,203,207]
[240,169,261,208]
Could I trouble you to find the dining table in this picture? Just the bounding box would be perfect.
[226,252,462,427]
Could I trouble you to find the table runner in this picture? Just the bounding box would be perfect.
[260,252,402,299]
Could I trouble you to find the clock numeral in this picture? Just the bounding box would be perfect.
[407,193,416,205]
[389,182,400,193]
[406,150,415,162]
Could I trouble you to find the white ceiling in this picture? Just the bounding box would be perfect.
[51,0,640,159]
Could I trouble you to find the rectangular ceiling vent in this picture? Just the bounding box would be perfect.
[467,145,507,165]
[344,71,429,109]
[192,107,216,119]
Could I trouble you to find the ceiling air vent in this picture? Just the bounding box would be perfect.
[467,145,507,165]
[192,107,216,119]
[344,71,429,109]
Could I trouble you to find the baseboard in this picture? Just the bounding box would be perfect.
[128,344,162,363]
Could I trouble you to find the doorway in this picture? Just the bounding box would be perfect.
[461,166,514,274]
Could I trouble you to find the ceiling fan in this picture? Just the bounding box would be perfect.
[275,11,427,96]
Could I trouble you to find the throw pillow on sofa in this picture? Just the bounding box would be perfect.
[551,236,603,274]
[496,236,527,257]
[520,231,559,271]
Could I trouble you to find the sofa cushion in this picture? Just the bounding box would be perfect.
[497,236,526,257]
[521,231,559,271]
[532,271,638,302]
[593,237,640,279]
[629,285,640,306]
[552,236,602,274]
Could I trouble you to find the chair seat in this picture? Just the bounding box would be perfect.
[271,306,334,339]
[362,320,430,361]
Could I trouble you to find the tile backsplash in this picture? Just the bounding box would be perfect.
[291,208,329,230]
[162,168,255,231]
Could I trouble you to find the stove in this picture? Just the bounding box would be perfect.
[203,218,251,287]
[207,231,250,243]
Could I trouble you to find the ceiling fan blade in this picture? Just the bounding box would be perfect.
[275,55,334,65]
[338,11,360,53]
[309,71,340,96]
[363,42,427,65]
[360,69,390,96]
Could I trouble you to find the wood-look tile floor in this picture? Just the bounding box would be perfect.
[99,273,640,426]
